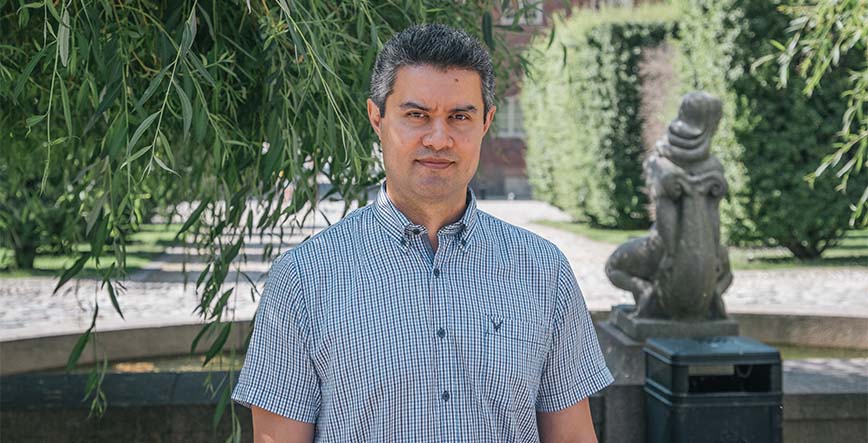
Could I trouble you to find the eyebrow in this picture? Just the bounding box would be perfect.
[399,101,479,114]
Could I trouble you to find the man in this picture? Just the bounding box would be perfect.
[231,24,613,442]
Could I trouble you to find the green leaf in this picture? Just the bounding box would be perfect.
[125,111,160,156]
[83,80,122,133]
[153,153,178,175]
[58,78,73,136]
[175,199,211,240]
[54,253,91,294]
[66,327,92,371]
[196,263,212,289]
[212,382,231,430]
[89,212,109,258]
[13,47,47,100]
[209,288,234,320]
[482,12,494,50]
[191,321,214,355]
[179,9,197,61]
[66,304,98,371]
[221,238,244,266]
[134,66,169,111]
[123,145,151,168]
[85,193,107,236]
[547,22,557,50]
[186,54,216,86]
[203,322,232,365]
[25,114,46,128]
[17,2,45,11]
[172,79,193,139]
[192,97,208,143]
[44,0,60,22]
[104,280,124,320]
[58,8,70,67]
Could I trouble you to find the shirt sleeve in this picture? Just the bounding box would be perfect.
[535,250,614,412]
[231,251,321,423]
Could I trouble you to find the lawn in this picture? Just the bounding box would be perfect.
[535,220,868,270]
[0,224,184,279]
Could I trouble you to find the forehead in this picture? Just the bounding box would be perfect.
[388,65,484,109]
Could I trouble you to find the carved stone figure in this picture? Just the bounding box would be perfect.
[606,92,732,320]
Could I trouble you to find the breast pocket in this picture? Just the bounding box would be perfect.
[482,314,548,412]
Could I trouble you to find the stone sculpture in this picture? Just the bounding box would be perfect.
[606,91,732,321]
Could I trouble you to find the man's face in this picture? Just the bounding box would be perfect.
[367,65,496,204]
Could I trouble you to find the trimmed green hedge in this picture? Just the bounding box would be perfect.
[676,0,868,258]
[522,5,678,228]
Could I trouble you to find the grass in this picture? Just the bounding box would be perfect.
[535,220,868,270]
[0,224,184,279]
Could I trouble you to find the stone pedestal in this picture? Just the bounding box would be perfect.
[609,304,739,341]
[596,320,647,384]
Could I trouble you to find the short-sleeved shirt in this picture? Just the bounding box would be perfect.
[231,182,614,442]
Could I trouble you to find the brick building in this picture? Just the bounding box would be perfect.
[470,0,643,199]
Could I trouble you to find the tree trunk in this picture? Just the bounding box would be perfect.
[14,243,37,269]
[784,240,822,259]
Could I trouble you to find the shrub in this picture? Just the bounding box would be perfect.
[522,5,678,228]
[675,0,868,258]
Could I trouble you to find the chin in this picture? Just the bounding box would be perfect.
[413,179,464,199]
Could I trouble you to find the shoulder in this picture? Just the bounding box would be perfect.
[476,210,568,269]
[286,204,374,262]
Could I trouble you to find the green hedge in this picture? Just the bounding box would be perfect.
[676,0,868,258]
[522,5,678,228]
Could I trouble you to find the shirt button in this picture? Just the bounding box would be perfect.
[433,268,440,277]
[441,390,450,402]
[412,228,421,235]
[437,327,446,339]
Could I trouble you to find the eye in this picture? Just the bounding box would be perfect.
[452,114,470,121]
[407,111,426,119]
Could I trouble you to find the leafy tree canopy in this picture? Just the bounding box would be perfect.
[764,1,868,227]
[0,0,537,431]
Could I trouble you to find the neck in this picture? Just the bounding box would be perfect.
[386,184,467,252]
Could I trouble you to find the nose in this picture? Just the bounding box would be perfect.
[421,118,453,151]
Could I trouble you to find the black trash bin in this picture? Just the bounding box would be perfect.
[644,336,782,443]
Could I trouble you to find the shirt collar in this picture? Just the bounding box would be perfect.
[373,181,479,250]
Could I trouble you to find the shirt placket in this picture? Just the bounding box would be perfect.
[430,231,453,440]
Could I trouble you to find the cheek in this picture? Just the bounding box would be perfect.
[385,124,422,149]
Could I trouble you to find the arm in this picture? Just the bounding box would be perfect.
[231,253,322,439]
[537,398,598,443]
[251,406,315,443]
[536,252,613,442]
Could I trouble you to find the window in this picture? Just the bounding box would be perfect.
[499,1,544,26]
[496,95,525,138]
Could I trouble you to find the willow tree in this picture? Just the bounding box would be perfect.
[0,0,537,436]
[766,1,868,227]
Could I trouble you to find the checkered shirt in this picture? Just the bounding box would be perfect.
[231,183,614,442]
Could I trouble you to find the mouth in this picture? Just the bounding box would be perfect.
[416,159,454,170]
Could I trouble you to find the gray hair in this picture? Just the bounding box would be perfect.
[370,24,495,122]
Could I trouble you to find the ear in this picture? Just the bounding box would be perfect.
[367,98,383,138]
[482,105,497,136]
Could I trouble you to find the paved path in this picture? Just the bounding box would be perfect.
[2,200,867,341]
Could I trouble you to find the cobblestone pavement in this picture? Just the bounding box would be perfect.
[2,200,866,341]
